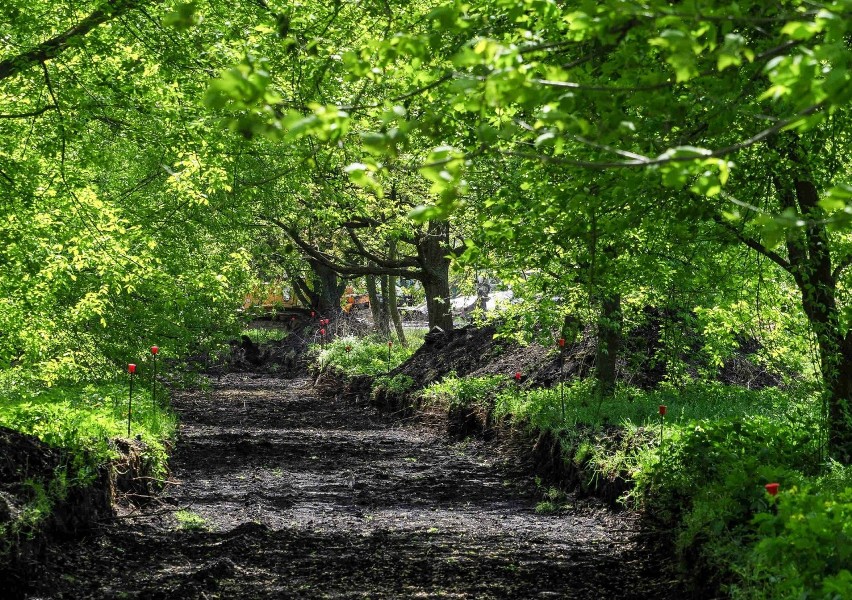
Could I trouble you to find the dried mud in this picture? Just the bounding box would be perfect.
[25,373,684,599]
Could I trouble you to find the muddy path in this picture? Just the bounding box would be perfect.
[30,374,681,599]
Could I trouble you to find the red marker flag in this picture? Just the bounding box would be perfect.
[128,364,136,374]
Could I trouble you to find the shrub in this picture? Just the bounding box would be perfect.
[317,334,423,376]
[735,474,852,599]
[420,372,504,408]
[491,375,826,596]
[372,374,415,396]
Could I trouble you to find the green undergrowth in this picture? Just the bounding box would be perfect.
[420,372,505,409]
[241,326,288,344]
[0,373,176,547]
[419,373,849,598]
[315,332,426,376]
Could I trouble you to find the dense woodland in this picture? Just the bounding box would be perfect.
[2,1,852,598]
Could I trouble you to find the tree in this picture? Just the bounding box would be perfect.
[294,0,852,459]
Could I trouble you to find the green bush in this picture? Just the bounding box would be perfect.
[490,375,830,596]
[372,373,416,395]
[626,414,821,594]
[735,471,852,599]
[420,371,504,408]
[317,334,423,376]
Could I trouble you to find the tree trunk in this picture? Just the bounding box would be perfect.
[476,276,490,313]
[418,221,454,331]
[307,258,344,316]
[366,273,390,337]
[561,313,582,346]
[595,293,621,396]
[387,240,407,346]
[771,168,852,464]
[815,331,852,464]
[423,274,453,331]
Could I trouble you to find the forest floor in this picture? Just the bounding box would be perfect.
[29,372,683,599]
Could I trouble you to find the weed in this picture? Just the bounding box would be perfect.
[373,374,416,395]
[175,509,210,531]
[535,500,559,514]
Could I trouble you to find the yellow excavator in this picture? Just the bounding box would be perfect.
[242,282,302,317]
[341,286,370,313]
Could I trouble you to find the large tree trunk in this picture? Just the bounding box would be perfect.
[418,221,454,331]
[595,293,621,396]
[783,178,852,463]
[423,274,453,331]
[815,331,852,464]
[307,258,344,316]
[387,240,407,346]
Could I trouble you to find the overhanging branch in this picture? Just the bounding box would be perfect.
[713,215,791,273]
[264,215,423,279]
[0,0,148,82]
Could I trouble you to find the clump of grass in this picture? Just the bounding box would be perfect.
[317,333,425,376]
[534,483,571,514]
[174,509,210,531]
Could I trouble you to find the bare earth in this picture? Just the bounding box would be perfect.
[30,373,681,599]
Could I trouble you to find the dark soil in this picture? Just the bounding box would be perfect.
[25,373,683,599]
[387,318,782,395]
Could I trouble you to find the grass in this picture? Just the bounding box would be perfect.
[174,509,210,531]
[0,381,176,479]
[316,330,427,376]
[241,326,288,344]
[494,379,818,434]
[490,377,850,598]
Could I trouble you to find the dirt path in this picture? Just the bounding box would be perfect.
[31,374,680,599]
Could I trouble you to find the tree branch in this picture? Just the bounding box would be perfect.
[345,227,421,270]
[265,216,423,279]
[0,0,148,82]
[832,255,852,281]
[0,105,57,119]
[713,215,791,273]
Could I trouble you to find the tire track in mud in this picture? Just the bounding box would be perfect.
[32,373,680,599]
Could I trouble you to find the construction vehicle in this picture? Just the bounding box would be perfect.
[342,286,370,313]
[242,282,302,318]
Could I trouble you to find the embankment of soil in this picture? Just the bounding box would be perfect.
[0,427,161,597]
[316,319,786,514]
